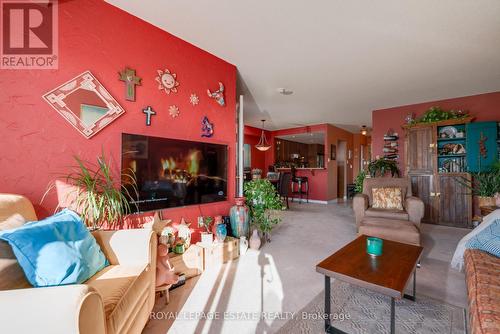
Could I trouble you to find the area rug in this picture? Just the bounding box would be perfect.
[276,280,467,334]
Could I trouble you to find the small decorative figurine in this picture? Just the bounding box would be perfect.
[190,93,199,106]
[169,105,180,118]
[207,82,225,106]
[156,68,179,94]
[143,106,156,126]
[201,116,214,137]
[405,112,415,124]
[176,218,192,248]
[119,67,141,101]
[156,243,179,287]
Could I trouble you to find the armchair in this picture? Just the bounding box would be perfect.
[353,178,424,246]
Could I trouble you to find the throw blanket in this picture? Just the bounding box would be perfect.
[451,209,500,272]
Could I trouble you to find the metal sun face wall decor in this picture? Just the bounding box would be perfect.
[207,82,225,107]
[156,69,179,94]
[119,67,141,101]
[43,71,125,139]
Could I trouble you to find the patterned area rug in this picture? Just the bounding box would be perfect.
[276,280,466,334]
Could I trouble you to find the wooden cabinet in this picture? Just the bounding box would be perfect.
[404,119,473,228]
[438,174,471,228]
[406,127,434,174]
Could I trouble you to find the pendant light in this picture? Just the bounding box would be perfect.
[255,119,271,151]
[360,125,368,136]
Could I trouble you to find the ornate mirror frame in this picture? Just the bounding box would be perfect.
[43,71,125,139]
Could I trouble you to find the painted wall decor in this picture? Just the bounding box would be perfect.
[143,106,156,126]
[190,93,199,106]
[156,69,179,94]
[207,82,225,106]
[42,71,125,139]
[119,67,141,101]
[169,105,180,118]
[201,116,214,137]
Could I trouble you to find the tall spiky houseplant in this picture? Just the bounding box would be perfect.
[43,152,137,229]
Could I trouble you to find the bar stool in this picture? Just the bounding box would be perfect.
[291,167,309,203]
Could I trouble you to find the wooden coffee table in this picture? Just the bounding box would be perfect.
[316,235,423,334]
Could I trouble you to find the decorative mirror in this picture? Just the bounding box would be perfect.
[43,71,125,139]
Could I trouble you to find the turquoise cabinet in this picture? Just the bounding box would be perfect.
[466,122,498,172]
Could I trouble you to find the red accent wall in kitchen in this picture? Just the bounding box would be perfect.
[243,125,269,173]
[0,0,237,240]
[372,91,500,172]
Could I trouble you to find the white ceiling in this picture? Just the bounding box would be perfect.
[276,132,325,145]
[107,0,500,131]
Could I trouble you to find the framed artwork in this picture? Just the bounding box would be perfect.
[330,144,336,160]
[43,71,125,139]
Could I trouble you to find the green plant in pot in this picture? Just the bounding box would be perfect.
[243,179,284,242]
[455,163,500,207]
[354,170,367,193]
[368,158,400,177]
[43,152,137,230]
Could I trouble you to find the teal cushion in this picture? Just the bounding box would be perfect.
[0,209,108,287]
[466,219,500,258]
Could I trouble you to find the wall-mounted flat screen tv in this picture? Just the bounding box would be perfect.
[122,133,228,212]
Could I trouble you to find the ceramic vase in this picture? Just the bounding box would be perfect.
[216,223,227,243]
[230,197,249,238]
[239,236,248,255]
[249,229,261,250]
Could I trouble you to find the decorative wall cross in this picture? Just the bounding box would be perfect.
[143,106,156,126]
[119,67,141,101]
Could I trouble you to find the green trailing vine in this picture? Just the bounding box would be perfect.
[409,106,469,125]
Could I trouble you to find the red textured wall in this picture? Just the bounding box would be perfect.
[0,0,237,240]
[372,92,500,172]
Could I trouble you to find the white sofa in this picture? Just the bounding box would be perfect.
[0,194,157,334]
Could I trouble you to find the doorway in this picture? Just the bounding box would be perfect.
[337,140,347,199]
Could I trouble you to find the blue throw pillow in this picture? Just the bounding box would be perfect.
[465,219,500,258]
[0,209,108,287]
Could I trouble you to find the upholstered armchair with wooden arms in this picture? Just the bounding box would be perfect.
[353,177,425,232]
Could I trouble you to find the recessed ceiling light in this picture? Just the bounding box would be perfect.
[278,88,293,95]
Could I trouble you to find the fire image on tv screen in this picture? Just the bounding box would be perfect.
[121,133,228,212]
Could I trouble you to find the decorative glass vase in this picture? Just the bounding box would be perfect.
[216,223,227,243]
[230,197,249,238]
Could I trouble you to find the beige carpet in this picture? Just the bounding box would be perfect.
[276,280,466,334]
[144,202,470,334]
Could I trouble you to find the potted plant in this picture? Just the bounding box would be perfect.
[456,163,500,207]
[354,170,367,193]
[42,152,137,230]
[251,168,263,180]
[368,158,400,177]
[200,216,214,246]
[243,179,284,244]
